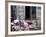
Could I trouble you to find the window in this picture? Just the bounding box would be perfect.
[25,6,30,20]
[11,6,41,21]
[25,6,36,20]
[11,6,17,22]
[32,6,36,20]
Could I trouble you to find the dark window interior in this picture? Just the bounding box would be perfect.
[11,6,14,22]
[25,6,30,20]
[32,7,36,20]
[11,6,16,22]
[25,6,36,20]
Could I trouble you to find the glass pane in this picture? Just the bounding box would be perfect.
[11,6,16,22]
[36,7,41,27]
[32,6,36,20]
[16,6,25,20]
[25,6,30,20]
